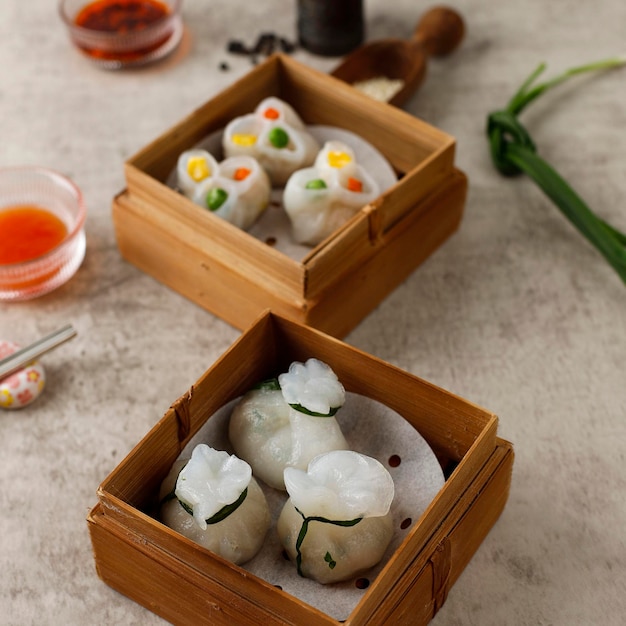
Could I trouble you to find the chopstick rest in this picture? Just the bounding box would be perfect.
[0,325,77,410]
[0,340,46,409]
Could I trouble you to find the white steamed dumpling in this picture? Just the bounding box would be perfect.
[277,450,395,584]
[278,357,345,415]
[222,97,320,186]
[283,140,380,245]
[175,444,252,530]
[191,155,271,230]
[176,149,220,197]
[283,450,394,520]
[228,358,348,490]
[159,444,270,565]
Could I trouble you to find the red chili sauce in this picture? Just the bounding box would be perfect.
[74,0,172,61]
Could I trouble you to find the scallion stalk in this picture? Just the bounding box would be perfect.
[293,506,362,577]
[487,58,626,285]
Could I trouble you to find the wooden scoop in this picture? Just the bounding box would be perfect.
[331,6,465,107]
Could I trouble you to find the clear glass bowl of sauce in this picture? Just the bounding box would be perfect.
[0,167,87,301]
[59,0,183,69]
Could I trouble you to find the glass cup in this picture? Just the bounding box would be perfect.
[0,167,87,301]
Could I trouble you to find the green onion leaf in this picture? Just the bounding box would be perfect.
[288,402,341,417]
[178,487,248,525]
[324,552,337,569]
[253,377,281,391]
[160,461,248,525]
[486,57,626,285]
[293,506,362,577]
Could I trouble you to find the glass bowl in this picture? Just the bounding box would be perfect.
[0,167,87,302]
[58,0,183,69]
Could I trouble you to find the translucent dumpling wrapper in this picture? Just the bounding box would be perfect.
[253,97,308,130]
[257,124,320,187]
[277,450,395,584]
[222,97,320,186]
[283,140,380,245]
[221,116,264,158]
[176,149,220,197]
[313,140,359,181]
[159,444,270,565]
[278,357,345,416]
[175,444,251,528]
[192,155,271,230]
[228,359,348,490]
[284,450,394,519]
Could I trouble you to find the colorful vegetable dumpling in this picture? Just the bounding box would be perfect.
[159,444,270,565]
[176,149,220,197]
[283,140,380,245]
[176,150,271,230]
[192,155,271,230]
[222,97,320,186]
[228,358,348,490]
[277,450,395,584]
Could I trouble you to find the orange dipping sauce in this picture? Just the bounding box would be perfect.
[0,206,68,265]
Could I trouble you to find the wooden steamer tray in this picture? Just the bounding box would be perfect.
[88,312,514,625]
[112,53,467,338]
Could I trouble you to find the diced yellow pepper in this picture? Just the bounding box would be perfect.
[232,133,258,147]
[327,151,352,168]
[187,156,211,182]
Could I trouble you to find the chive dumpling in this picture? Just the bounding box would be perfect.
[228,358,348,490]
[277,450,395,584]
[159,444,270,565]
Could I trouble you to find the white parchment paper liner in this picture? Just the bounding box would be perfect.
[167,126,398,261]
[176,392,445,621]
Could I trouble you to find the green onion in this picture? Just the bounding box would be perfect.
[288,402,340,417]
[486,57,626,285]
[159,461,248,526]
[293,506,362,577]
[253,377,281,391]
[179,487,248,525]
[252,376,339,415]
[324,552,337,569]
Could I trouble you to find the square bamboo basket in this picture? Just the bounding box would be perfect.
[88,312,513,625]
[112,53,467,338]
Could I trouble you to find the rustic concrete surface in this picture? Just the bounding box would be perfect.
[1,1,625,624]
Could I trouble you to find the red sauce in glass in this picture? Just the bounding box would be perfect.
[0,206,68,265]
[74,0,172,62]
[76,0,169,32]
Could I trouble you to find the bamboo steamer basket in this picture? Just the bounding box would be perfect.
[89,312,513,625]
[112,54,466,338]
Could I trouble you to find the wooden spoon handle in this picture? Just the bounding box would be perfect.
[412,6,465,56]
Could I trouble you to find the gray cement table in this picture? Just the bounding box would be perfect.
[1,1,625,624]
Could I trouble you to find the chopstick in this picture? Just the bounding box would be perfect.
[0,324,77,381]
